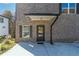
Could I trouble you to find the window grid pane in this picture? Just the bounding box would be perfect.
[69,3,75,9]
[69,9,75,13]
[0,18,4,23]
[61,3,68,8]
[62,9,68,13]
[61,3,68,13]
[69,3,76,13]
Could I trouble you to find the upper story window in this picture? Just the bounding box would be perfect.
[0,17,4,23]
[61,3,68,13]
[61,3,76,14]
[69,3,76,13]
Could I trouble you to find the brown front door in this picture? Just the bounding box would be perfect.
[37,25,45,42]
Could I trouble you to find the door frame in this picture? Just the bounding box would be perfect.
[37,25,45,41]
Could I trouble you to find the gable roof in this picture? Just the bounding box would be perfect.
[0,15,9,19]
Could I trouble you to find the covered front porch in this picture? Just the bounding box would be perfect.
[16,15,56,43]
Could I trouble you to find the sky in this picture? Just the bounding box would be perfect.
[0,3,15,16]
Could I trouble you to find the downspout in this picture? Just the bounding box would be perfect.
[50,14,60,44]
[50,3,61,44]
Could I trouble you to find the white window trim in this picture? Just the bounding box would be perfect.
[75,3,77,14]
[68,3,70,14]
[22,25,30,38]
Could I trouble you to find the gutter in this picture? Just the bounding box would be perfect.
[50,14,61,44]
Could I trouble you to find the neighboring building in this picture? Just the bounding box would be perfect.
[16,3,79,43]
[0,15,9,36]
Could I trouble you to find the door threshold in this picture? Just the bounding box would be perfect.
[37,41,44,44]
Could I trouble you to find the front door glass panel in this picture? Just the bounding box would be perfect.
[37,25,45,41]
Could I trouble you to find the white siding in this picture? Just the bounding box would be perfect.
[0,17,9,36]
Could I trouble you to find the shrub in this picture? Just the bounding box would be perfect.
[11,38,15,41]
[5,39,15,44]
[0,38,15,54]
[1,44,10,51]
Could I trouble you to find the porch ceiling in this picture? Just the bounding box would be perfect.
[25,16,56,21]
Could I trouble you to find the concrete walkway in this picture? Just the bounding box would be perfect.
[1,42,79,56]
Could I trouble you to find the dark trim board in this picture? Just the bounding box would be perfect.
[77,3,79,14]
[24,13,59,16]
[49,3,61,44]
[59,3,62,14]
[50,14,60,44]
[19,25,22,38]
